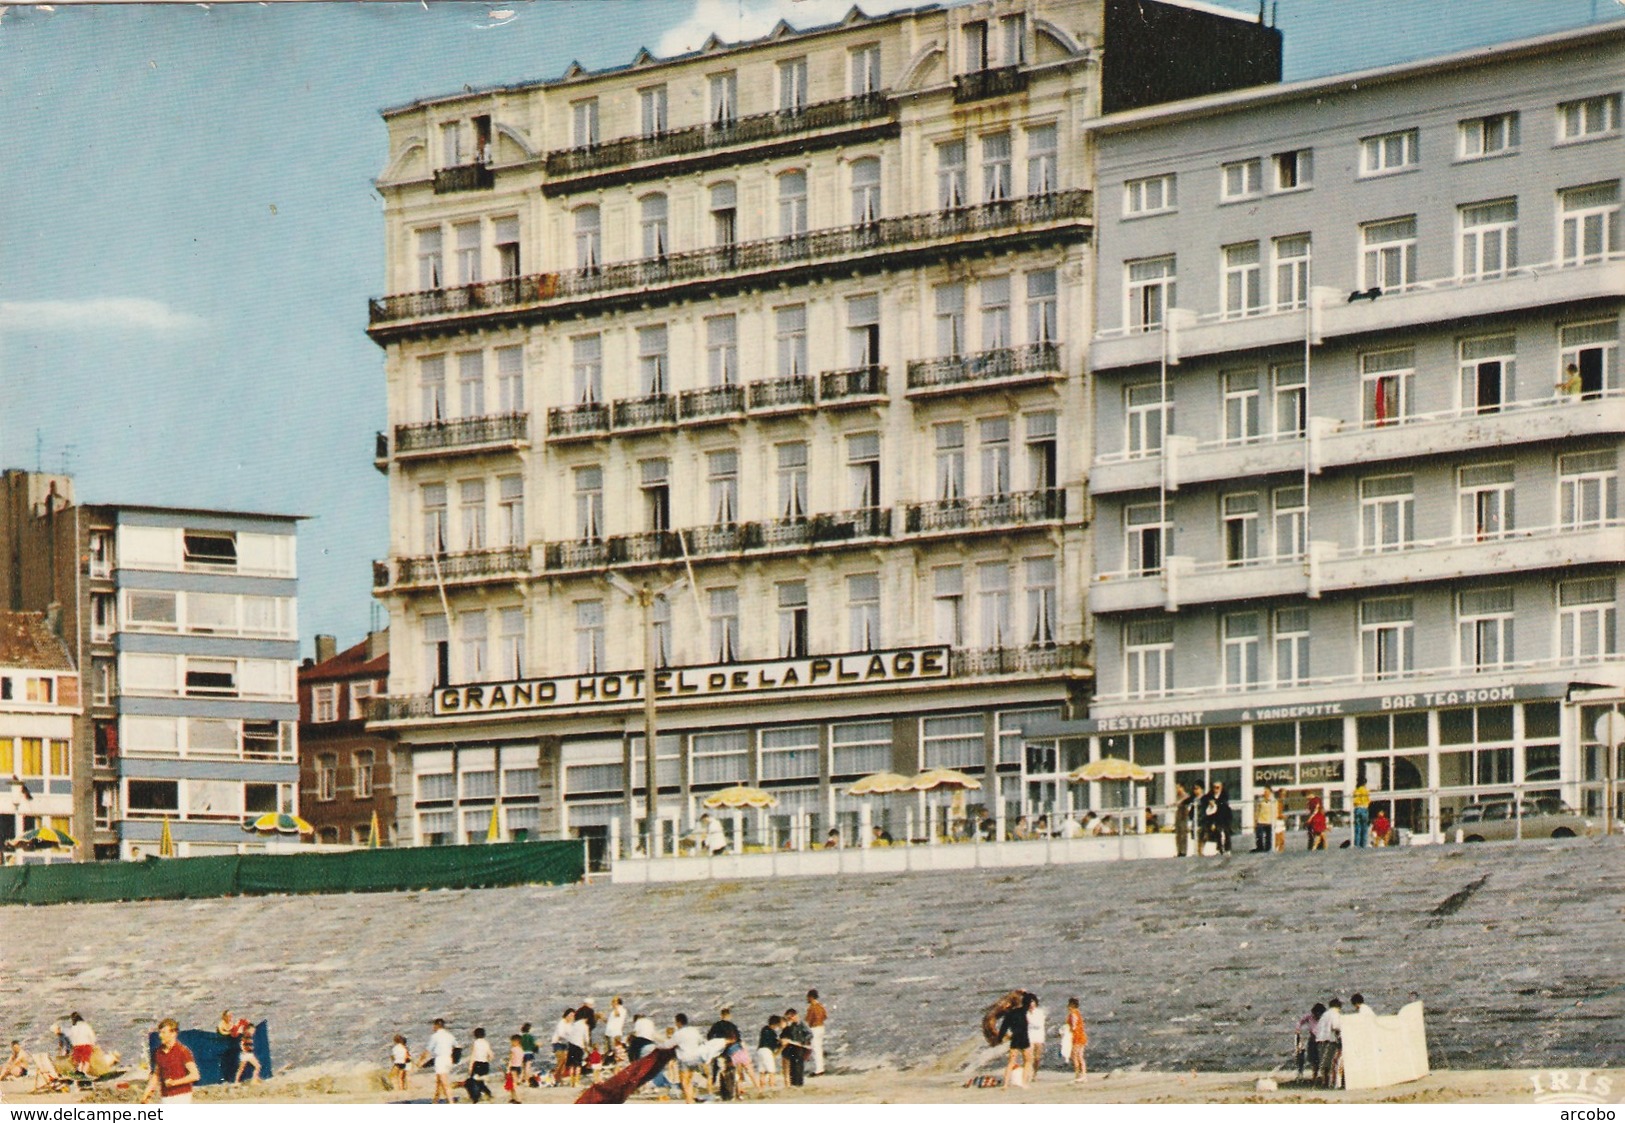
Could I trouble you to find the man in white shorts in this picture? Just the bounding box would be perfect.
[422,1018,457,1103]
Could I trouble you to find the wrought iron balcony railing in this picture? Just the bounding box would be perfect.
[606,530,683,565]
[544,539,610,571]
[678,384,746,422]
[544,508,894,572]
[953,66,1030,103]
[369,190,1091,326]
[393,412,528,456]
[611,393,678,430]
[546,402,611,438]
[545,92,893,178]
[432,162,495,194]
[949,642,1089,676]
[905,488,1065,534]
[906,342,1062,394]
[747,375,816,411]
[389,547,531,586]
[820,365,888,403]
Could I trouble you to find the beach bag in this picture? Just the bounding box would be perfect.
[504,1071,516,1094]
[1008,1067,1026,1088]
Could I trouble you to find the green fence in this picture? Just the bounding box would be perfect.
[0,840,585,907]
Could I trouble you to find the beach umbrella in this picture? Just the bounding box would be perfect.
[486,804,501,842]
[907,768,983,792]
[701,785,779,810]
[243,811,314,835]
[368,811,382,848]
[7,825,77,850]
[846,771,914,796]
[159,817,175,857]
[1068,757,1153,783]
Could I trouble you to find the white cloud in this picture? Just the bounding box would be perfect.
[656,0,924,58]
[0,297,204,334]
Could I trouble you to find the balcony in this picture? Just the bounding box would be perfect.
[820,365,888,406]
[368,190,1092,333]
[543,92,895,187]
[543,539,610,571]
[382,546,532,589]
[546,402,611,441]
[611,393,677,432]
[906,342,1062,398]
[543,509,893,574]
[373,431,389,474]
[949,642,1089,677]
[390,412,528,461]
[905,489,1065,535]
[747,375,816,414]
[678,384,746,425]
[953,66,1030,103]
[432,162,494,194]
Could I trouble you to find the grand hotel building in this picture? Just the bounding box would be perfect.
[365,0,1280,857]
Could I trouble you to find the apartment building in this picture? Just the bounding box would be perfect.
[0,612,79,852]
[0,471,302,858]
[298,630,395,845]
[365,0,1280,857]
[1050,23,1625,838]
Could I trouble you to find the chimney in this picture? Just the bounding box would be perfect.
[367,627,390,662]
[315,634,337,665]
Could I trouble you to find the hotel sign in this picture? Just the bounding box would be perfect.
[433,647,952,716]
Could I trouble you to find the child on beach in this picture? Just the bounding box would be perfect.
[391,1036,410,1091]
[1065,998,1087,1083]
[506,1035,524,1103]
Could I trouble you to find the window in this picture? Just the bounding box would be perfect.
[963,19,989,71]
[935,282,966,357]
[980,417,1010,496]
[1026,124,1057,195]
[495,346,523,412]
[1125,382,1171,457]
[847,432,881,508]
[1223,612,1261,687]
[352,750,375,800]
[849,573,881,651]
[980,276,1011,350]
[183,532,236,569]
[423,614,448,689]
[498,475,523,547]
[937,139,966,209]
[90,592,115,640]
[185,657,237,696]
[981,131,1011,202]
[421,483,447,553]
[1273,486,1306,560]
[978,562,1011,647]
[128,779,179,814]
[497,606,524,680]
[1026,270,1057,344]
[692,731,750,787]
[1362,346,1414,426]
[1360,128,1419,175]
[637,325,667,395]
[777,442,808,520]
[1559,181,1620,266]
[1222,369,1260,443]
[1124,174,1176,215]
[316,754,338,801]
[1124,504,1168,575]
[705,314,738,386]
[573,205,601,270]
[1559,577,1617,663]
[1223,493,1260,566]
[1458,587,1514,670]
[778,170,808,236]
[640,458,670,532]
[710,181,737,248]
[639,193,668,259]
[1000,13,1026,65]
[93,661,115,706]
[934,566,964,646]
[850,157,881,225]
[1558,94,1620,142]
[349,680,376,721]
[850,43,882,95]
[1558,450,1618,529]
[832,720,890,777]
[458,479,485,550]
[845,293,880,369]
[707,450,738,526]
[1126,256,1175,330]
[923,714,984,771]
[709,72,737,126]
[1222,241,1262,318]
[1459,463,1514,541]
[1459,111,1518,158]
[457,351,484,417]
[1361,216,1417,291]
[494,217,520,280]
[312,684,338,723]
[778,581,808,658]
[1274,606,1309,685]
[1222,158,1261,200]
[1560,318,1619,399]
[1125,618,1174,698]
[1025,557,1056,645]
[575,600,605,674]
[572,97,600,147]
[778,57,808,113]
[1460,333,1515,413]
[574,466,602,540]
[88,530,110,578]
[460,611,488,681]
[1272,148,1312,191]
[1272,234,1311,311]
[416,227,443,290]
[454,221,480,285]
[1272,361,1305,436]
[652,594,671,668]
[934,422,965,500]
[1026,411,1057,491]
[1360,475,1415,553]
[1361,597,1414,681]
[439,120,463,166]
[1459,199,1517,281]
[709,587,739,662]
[639,85,667,137]
[777,304,808,378]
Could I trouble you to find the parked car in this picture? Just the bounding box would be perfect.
[1453,797,1596,842]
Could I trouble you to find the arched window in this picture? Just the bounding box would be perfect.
[573,205,601,271]
[851,157,881,225]
[778,171,808,237]
[710,182,738,247]
[640,193,669,259]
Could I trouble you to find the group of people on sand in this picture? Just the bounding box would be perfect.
[0,1013,128,1094]
[991,993,1088,1089]
[1295,993,1380,1089]
[403,989,830,1104]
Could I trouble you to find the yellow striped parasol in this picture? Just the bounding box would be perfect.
[701,785,779,810]
[1068,757,1153,783]
[846,771,915,796]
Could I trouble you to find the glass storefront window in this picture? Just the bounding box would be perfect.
[1132,732,1165,766]
[1209,726,1241,761]
[1174,729,1204,764]
[1525,702,1560,740]
[1253,722,1295,759]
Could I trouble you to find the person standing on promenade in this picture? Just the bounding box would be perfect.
[1064,998,1088,1083]
[1308,799,1329,851]
[1253,787,1278,852]
[999,993,1033,1088]
[805,989,828,1076]
[140,1019,200,1105]
[1174,785,1192,856]
[1352,777,1372,848]
[1025,994,1047,1082]
[65,1013,95,1075]
[1190,784,1209,855]
[778,1009,812,1088]
[1212,781,1233,854]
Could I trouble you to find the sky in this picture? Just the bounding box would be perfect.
[2,0,1621,656]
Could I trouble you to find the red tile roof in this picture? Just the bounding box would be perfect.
[0,612,76,671]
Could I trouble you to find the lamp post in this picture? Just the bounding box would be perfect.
[605,573,686,861]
